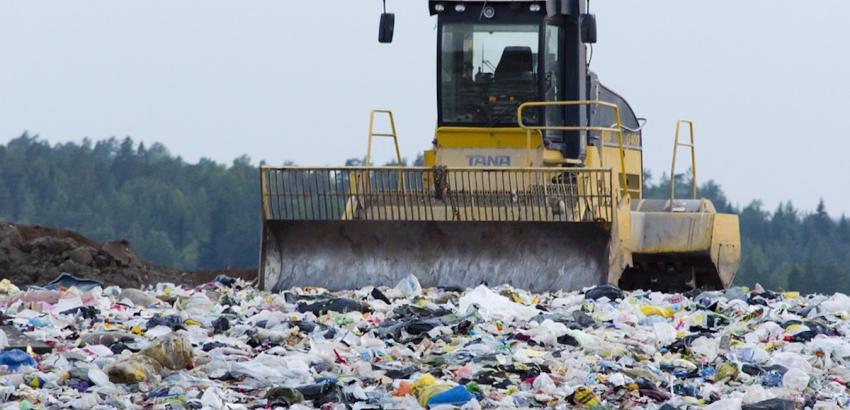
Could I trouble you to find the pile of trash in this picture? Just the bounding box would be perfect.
[1,274,850,409]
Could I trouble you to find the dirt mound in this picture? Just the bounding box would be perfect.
[0,221,255,288]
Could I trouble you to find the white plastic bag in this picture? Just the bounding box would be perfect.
[394,274,422,297]
[691,336,719,361]
[532,373,557,395]
[782,367,810,391]
[458,285,539,321]
[201,387,224,410]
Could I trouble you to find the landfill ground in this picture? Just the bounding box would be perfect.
[2,221,849,409]
[2,274,850,410]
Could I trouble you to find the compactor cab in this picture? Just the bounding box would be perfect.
[258,0,741,293]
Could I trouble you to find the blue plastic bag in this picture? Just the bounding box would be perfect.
[0,349,37,371]
[427,385,474,407]
[45,273,103,291]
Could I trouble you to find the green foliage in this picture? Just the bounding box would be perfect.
[644,172,850,293]
[0,133,258,270]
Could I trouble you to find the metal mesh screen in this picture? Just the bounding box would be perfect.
[261,167,614,223]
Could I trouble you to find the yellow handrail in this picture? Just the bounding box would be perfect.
[670,119,697,202]
[516,100,629,198]
[366,109,405,191]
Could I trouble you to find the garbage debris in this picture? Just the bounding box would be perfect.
[1,277,850,408]
[0,349,36,371]
[45,272,103,291]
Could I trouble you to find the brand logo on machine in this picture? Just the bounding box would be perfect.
[466,155,512,166]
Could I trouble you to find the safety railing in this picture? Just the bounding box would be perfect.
[365,109,405,190]
[516,100,629,198]
[670,119,697,202]
[260,166,615,223]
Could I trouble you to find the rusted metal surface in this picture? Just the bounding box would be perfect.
[260,220,610,292]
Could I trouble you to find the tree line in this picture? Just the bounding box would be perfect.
[1,134,849,293]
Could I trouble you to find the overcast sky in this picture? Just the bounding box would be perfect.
[2,1,849,215]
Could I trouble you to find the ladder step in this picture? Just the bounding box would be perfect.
[676,143,694,147]
[371,133,396,138]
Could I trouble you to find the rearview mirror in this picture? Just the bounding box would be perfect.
[379,13,395,43]
[581,14,597,44]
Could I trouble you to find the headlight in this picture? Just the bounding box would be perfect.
[529,4,542,12]
[455,4,466,12]
[434,3,445,12]
[482,5,495,18]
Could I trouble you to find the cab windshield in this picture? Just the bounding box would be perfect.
[440,23,540,126]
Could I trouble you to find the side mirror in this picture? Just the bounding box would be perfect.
[581,14,597,44]
[379,13,395,43]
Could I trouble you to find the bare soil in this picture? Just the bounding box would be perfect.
[0,221,257,288]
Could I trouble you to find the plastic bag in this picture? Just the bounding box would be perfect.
[691,336,719,361]
[706,398,743,410]
[392,380,414,397]
[266,386,304,407]
[770,351,813,374]
[0,349,36,371]
[532,373,556,395]
[640,305,675,318]
[297,298,371,315]
[45,273,103,291]
[428,385,474,407]
[181,293,216,317]
[584,284,624,301]
[394,274,422,297]
[417,384,452,407]
[119,288,158,307]
[0,279,20,295]
[106,354,164,384]
[526,319,568,346]
[201,387,224,410]
[742,398,795,410]
[782,367,810,391]
[458,285,539,321]
[142,332,194,370]
[296,380,345,407]
[87,366,113,388]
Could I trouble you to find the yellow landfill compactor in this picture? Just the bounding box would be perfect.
[259,0,740,293]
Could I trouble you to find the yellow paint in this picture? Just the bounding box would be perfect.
[423,150,436,167]
[435,127,543,149]
[640,305,675,318]
[260,105,742,291]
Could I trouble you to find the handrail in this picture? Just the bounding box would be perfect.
[259,166,616,223]
[366,110,403,166]
[517,100,629,198]
[612,117,647,133]
[670,119,697,203]
[366,109,404,190]
[260,165,613,172]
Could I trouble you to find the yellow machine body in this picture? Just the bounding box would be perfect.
[258,0,740,292]
[259,105,740,292]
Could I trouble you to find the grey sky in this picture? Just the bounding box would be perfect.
[2,1,849,215]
